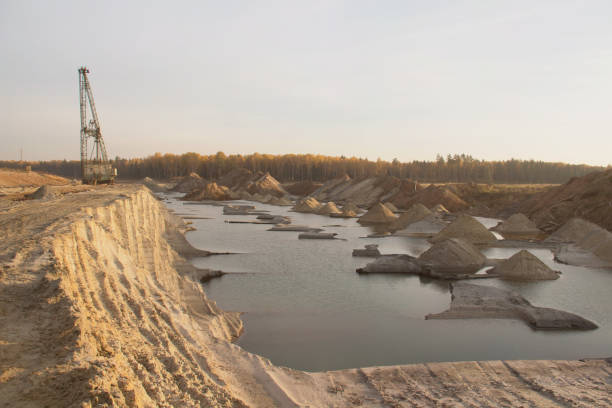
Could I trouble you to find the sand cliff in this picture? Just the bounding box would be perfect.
[1,186,610,407]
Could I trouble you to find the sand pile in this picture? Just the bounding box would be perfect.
[385,179,422,208]
[292,197,322,213]
[0,168,69,187]
[267,196,293,206]
[247,172,288,198]
[312,175,402,207]
[391,203,433,230]
[394,215,447,237]
[357,202,398,224]
[432,204,450,215]
[547,218,612,266]
[518,168,612,232]
[172,172,207,193]
[183,181,231,201]
[217,167,253,188]
[283,180,321,196]
[334,208,358,218]
[491,250,560,280]
[397,185,468,212]
[492,213,541,235]
[342,201,362,214]
[383,202,398,212]
[430,215,497,244]
[27,185,56,200]
[575,228,612,264]
[311,174,352,198]
[545,218,598,243]
[218,168,288,198]
[317,201,342,215]
[142,177,167,192]
[418,238,486,274]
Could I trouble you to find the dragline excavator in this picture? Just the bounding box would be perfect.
[79,66,117,184]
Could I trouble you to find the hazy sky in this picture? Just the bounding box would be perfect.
[1,1,611,165]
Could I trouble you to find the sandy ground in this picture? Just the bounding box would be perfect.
[1,185,610,407]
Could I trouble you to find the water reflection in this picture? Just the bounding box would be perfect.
[161,194,612,371]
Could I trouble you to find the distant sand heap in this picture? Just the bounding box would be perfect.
[292,197,322,213]
[492,213,541,235]
[183,182,231,201]
[491,250,560,280]
[27,185,56,200]
[397,185,468,212]
[546,218,612,266]
[311,174,403,207]
[383,202,398,212]
[394,215,447,237]
[545,218,600,243]
[142,177,167,192]
[218,168,253,188]
[340,209,358,218]
[317,201,342,215]
[431,204,450,215]
[430,215,498,244]
[518,167,612,232]
[391,203,433,230]
[418,238,486,275]
[248,172,288,198]
[267,196,293,206]
[0,168,69,188]
[283,180,321,196]
[172,172,207,193]
[342,201,362,214]
[357,202,398,224]
[217,168,289,201]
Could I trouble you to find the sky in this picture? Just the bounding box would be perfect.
[1,1,611,166]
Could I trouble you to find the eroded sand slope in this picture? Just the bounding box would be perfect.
[0,186,610,407]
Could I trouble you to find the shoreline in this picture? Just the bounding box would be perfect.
[1,185,610,407]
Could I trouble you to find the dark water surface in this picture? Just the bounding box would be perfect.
[162,194,612,372]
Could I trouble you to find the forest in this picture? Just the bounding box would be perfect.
[0,152,606,184]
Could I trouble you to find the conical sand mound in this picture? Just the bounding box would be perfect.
[342,201,362,214]
[172,173,207,193]
[392,203,433,230]
[492,250,560,280]
[342,209,358,217]
[247,172,288,198]
[293,197,322,213]
[545,218,598,243]
[383,202,398,212]
[317,202,342,215]
[357,202,398,224]
[418,238,486,274]
[268,196,293,206]
[28,185,56,200]
[492,213,541,234]
[430,215,497,244]
[431,204,450,215]
[142,177,167,192]
[394,215,447,237]
[183,182,231,201]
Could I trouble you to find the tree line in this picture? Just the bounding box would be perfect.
[0,152,606,184]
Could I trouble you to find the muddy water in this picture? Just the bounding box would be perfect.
[162,194,612,372]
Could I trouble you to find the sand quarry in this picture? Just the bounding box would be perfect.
[1,170,612,407]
